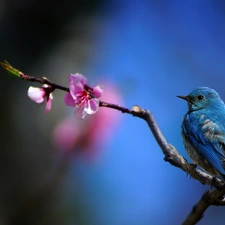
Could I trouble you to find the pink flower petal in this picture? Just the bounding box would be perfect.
[50,93,53,100]
[69,74,88,98]
[45,96,52,113]
[64,93,76,106]
[69,73,87,86]
[28,86,45,103]
[86,99,99,114]
[93,85,103,98]
[74,105,87,119]
[70,80,84,98]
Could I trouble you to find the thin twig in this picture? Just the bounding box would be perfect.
[21,75,70,92]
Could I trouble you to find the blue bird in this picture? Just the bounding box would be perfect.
[178,87,225,180]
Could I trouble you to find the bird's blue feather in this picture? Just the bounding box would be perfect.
[180,87,225,179]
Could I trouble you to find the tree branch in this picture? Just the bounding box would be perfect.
[1,62,225,225]
[182,189,225,225]
[99,102,225,189]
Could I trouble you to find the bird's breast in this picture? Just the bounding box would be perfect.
[183,112,219,139]
[181,112,222,176]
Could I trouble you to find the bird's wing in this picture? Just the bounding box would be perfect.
[187,118,225,175]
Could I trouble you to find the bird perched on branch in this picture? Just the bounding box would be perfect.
[178,87,225,180]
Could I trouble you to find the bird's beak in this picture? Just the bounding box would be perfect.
[177,95,190,102]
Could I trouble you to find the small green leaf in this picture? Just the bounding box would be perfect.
[0,60,24,78]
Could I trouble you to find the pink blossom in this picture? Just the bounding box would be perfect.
[27,85,53,113]
[64,73,103,119]
[53,82,123,161]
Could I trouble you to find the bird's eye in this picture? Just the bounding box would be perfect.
[197,95,204,100]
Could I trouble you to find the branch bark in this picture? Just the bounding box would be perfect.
[182,189,225,225]
[100,103,225,189]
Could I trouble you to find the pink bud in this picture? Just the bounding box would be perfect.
[27,85,53,113]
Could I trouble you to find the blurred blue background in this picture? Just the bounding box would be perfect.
[1,0,225,224]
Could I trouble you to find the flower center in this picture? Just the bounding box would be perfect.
[75,90,91,107]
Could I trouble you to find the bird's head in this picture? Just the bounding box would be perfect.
[177,87,223,111]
